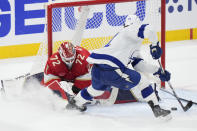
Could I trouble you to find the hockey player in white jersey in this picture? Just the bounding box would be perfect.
[66,15,171,119]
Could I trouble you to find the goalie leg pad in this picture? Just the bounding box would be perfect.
[47,80,68,100]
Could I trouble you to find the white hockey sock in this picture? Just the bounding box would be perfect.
[74,92,89,106]
[87,85,105,97]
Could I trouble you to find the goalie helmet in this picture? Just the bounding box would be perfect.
[58,42,76,67]
[124,14,141,27]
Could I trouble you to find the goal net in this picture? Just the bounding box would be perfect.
[31,0,166,87]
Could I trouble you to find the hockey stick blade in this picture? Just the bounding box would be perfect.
[169,89,193,112]
[160,88,194,111]
[183,100,193,112]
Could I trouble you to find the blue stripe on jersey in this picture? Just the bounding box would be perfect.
[89,53,125,72]
[138,24,149,39]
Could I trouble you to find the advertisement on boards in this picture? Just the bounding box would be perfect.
[0,0,196,58]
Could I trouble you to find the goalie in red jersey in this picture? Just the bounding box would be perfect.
[43,41,92,100]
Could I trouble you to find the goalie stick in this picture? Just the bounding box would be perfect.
[0,72,43,93]
[158,60,193,112]
[2,73,31,82]
[160,88,197,105]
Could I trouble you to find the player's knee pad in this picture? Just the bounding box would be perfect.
[130,73,153,100]
[134,73,159,105]
[87,85,105,97]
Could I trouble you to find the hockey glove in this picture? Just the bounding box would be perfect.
[150,42,162,60]
[72,85,81,94]
[153,68,171,82]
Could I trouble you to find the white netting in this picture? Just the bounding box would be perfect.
[31,0,162,80]
[51,0,161,51]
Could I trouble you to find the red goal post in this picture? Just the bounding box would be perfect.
[46,0,166,87]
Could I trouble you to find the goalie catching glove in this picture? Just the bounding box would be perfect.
[150,42,162,60]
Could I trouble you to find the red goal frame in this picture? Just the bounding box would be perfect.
[47,0,166,88]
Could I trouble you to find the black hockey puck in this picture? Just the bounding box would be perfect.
[171,107,177,111]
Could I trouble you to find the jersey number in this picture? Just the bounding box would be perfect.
[50,55,61,66]
[75,54,85,65]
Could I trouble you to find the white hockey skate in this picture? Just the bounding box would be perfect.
[66,96,87,112]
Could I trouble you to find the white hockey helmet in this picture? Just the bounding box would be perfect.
[124,14,141,27]
[58,42,76,66]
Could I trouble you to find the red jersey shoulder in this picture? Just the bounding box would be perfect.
[75,46,90,58]
[74,46,90,67]
[69,46,90,74]
[76,46,92,69]
[46,52,69,76]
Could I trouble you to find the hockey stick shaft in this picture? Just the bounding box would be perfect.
[160,88,197,105]
[158,60,193,111]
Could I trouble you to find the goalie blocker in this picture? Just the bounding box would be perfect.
[23,72,160,104]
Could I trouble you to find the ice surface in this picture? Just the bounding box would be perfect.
[0,40,197,131]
